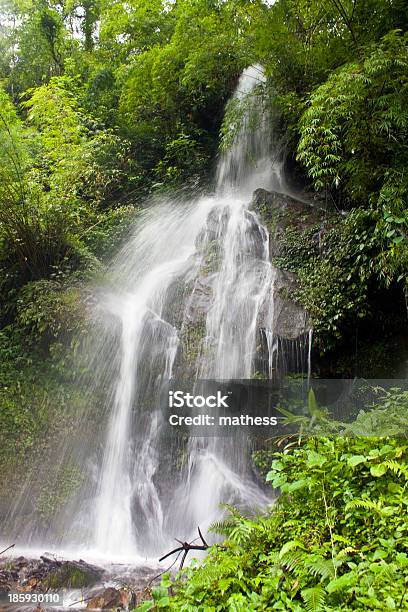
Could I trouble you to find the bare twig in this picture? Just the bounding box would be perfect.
[197,526,208,548]
[148,550,183,587]
[0,544,15,556]
[159,527,209,570]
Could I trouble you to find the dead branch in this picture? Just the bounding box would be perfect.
[0,544,15,556]
[159,527,209,570]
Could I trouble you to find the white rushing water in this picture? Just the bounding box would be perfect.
[4,66,310,560]
[90,65,285,556]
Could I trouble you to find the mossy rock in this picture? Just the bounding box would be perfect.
[43,561,102,589]
[180,319,206,368]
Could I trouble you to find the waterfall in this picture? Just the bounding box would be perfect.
[4,66,310,561]
[89,65,288,556]
[216,65,284,197]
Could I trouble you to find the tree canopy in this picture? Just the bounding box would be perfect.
[0,0,406,356]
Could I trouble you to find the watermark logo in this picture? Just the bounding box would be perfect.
[168,390,230,408]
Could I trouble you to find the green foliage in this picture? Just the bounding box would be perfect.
[272,224,321,273]
[15,279,88,348]
[0,75,137,481]
[0,326,73,468]
[23,76,132,210]
[139,427,408,611]
[0,319,96,513]
[0,86,64,282]
[36,463,84,521]
[154,133,209,188]
[271,206,406,353]
[0,80,123,286]
[343,387,408,437]
[2,0,66,93]
[115,0,258,188]
[81,205,137,260]
[0,2,406,608]
[298,31,408,196]
[297,31,408,284]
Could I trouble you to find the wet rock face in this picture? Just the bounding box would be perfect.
[0,555,104,595]
[251,188,321,258]
[246,264,310,350]
[183,274,214,324]
[251,188,312,339]
[86,586,136,610]
[270,268,310,340]
[252,188,305,214]
[252,188,324,219]
[172,187,312,376]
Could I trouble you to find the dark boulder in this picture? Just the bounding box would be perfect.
[270,268,311,340]
[86,586,136,610]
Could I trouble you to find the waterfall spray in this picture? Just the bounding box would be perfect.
[91,65,284,556]
[4,66,311,561]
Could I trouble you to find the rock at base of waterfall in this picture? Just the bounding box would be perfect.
[86,586,136,610]
[0,555,104,596]
[42,558,103,589]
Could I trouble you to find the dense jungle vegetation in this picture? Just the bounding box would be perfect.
[141,414,408,611]
[0,0,407,610]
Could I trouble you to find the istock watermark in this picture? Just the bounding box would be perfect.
[168,390,230,408]
[160,378,408,437]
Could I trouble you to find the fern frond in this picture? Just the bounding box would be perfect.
[345,498,382,511]
[279,551,306,575]
[336,546,356,559]
[304,556,336,580]
[189,556,238,586]
[219,503,242,517]
[209,519,236,535]
[301,586,326,612]
[228,521,254,544]
[383,460,408,478]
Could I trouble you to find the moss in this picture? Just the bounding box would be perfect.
[35,464,85,521]
[0,330,94,513]
[272,224,321,272]
[43,563,100,589]
[200,239,222,276]
[180,319,206,369]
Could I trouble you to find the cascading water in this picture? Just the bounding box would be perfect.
[216,65,284,197]
[89,64,289,556]
[4,66,310,561]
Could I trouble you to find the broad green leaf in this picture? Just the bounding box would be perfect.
[370,464,387,477]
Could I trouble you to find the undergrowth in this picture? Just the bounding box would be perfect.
[136,391,408,611]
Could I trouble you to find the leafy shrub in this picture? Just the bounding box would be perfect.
[271,207,405,353]
[297,31,408,284]
[139,388,408,611]
[139,427,408,611]
[81,205,138,260]
[154,133,209,188]
[16,279,87,350]
[297,31,408,197]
